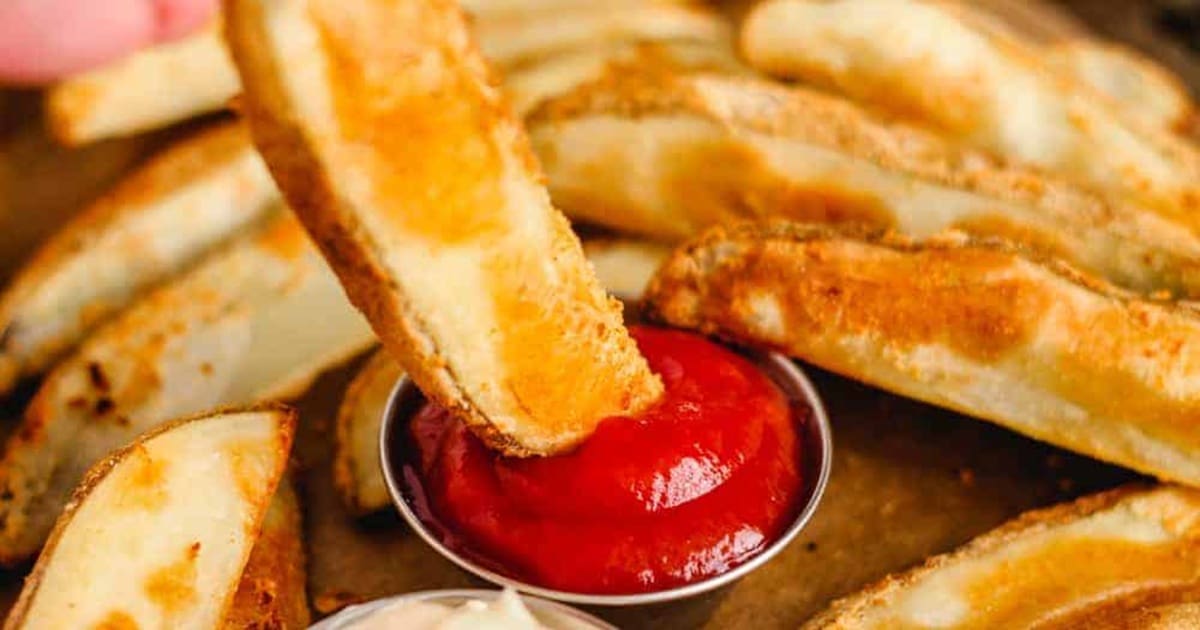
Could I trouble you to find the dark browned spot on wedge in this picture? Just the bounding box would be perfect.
[87,362,111,392]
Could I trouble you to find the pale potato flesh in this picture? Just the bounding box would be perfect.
[4,407,295,629]
[0,123,276,394]
[0,214,373,565]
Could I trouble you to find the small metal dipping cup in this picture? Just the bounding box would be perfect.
[307,589,616,629]
[379,345,832,607]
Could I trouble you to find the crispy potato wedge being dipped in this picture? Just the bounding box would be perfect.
[223,481,309,629]
[0,213,373,565]
[45,23,240,146]
[804,485,1200,629]
[646,221,1200,486]
[0,123,276,395]
[332,237,670,515]
[4,406,295,630]
[530,73,1200,296]
[225,0,661,455]
[740,0,1200,213]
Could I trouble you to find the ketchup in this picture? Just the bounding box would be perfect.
[401,326,807,594]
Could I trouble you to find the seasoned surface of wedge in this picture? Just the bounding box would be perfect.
[226,0,661,455]
[222,481,309,629]
[531,73,1200,296]
[804,485,1200,629]
[0,214,373,565]
[506,40,744,115]
[0,123,276,394]
[4,407,295,629]
[476,2,729,69]
[333,350,402,517]
[740,0,1200,212]
[45,23,239,145]
[647,221,1200,485]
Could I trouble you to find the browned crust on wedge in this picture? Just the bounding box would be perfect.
[224,0,661,456]
[223,478,309,629]
[4,403,296,628]
[646,221,1200,484]
[802,484,1200,629]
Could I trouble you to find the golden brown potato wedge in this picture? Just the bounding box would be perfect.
[225,0,661,455]
[530,73,1200,296]
[803,485,1200,629]
[476,2,730,70]
[740,0,1200,213]
[0,213,373,565]
[4,406,295,629]
[332,237,669,515]
[45,23,239,146]
[646,221,1200,486]
[333,350,402,517]
[222,480,309,629]
[0,122,276,395]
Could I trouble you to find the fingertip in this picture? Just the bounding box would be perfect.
[151,0,219,43]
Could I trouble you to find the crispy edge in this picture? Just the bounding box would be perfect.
[222,478,310,629]
[224,0,661,456]
[3,403,297,629]
[332,349,397,517]
[800,484,1169,629]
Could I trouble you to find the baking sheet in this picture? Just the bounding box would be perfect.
[0,2,1195,627]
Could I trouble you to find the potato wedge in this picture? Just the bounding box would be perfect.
[4,406,295,629]
[506,39,743,115]
[476,2,730,70]
[943,1,1194,132]
[45,22,239,146]
[1045,40,1197,133]
[225,0,661,455]
[43,1,722,145]
[740,0,1200,213]
[583,238,670,302]
[646,221,1200,485]
[803,485,1200,629]
[0,213,373,565]
[332,237,669,515]
[223,480,309,629]
[0,122,276,395]
[530,73,1200,296]
[333,350,403,517]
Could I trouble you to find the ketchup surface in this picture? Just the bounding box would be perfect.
[401,326,807,594]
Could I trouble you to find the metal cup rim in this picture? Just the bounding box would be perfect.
[306,588,617,629]
[378,342,833,607]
